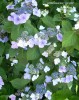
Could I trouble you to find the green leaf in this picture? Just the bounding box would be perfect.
[0,43,5,56]
[24,20,38,35]
[62,31,77,47]
[10,78,30,89]
[33,74,45,85]
[52,89,72,100]
[0,57,3,65]
[0,95,8,100]
[11,25,22,40]
[62,20,72,32]
[0,67,7,80]
[3,20,14,33]
[41,15,55,28]
[26,47,40,60]
[53,14,61,21]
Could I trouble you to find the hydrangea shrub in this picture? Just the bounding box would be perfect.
[0,0,79,100]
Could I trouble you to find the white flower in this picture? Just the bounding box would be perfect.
[45,90,52,100]
[33,7,41,17]
[44,66,50,73]
[41,9,49,17]
[56,25,60,30]
[52,79,58,86]
[30,93,36,100]
[74,22,79,29]
[11,59,18,66]
[53,43,57,47]
[61,51,68,58]
[17,39,27,48]
[39,25,45,30]
[12,59,18,64]
[42,51,48,57]
[21,93,25,97]
[39,58,44,64]
[56,8,61,12]
[32,75,39,81]
[6,54,9,59]
[43,4,49,7]
[74,13,79,18]
[54,58,60,65]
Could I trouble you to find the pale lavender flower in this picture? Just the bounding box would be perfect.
[61,77,66,83]
[45,76,52,83]
[45,90,52,100]
[19,13,30,24]
[38,39,47,48]
[32,0,37,6]
[65,75,73,83]
[33,7,41,17]
[8,12,16,21]
[25,0,32,3]
[59,66,67,73]
[0,76,4,90]
[27,38,35,48]
[9,94,16,100]
[14,15,21,25]
[3,36,8,42]
[6,4,15,10]
[11,41,18,49]
[71,61,77,66]
[24,73,31,80]
[24,67,30,73]
[56,33,63,42]
[25,86,30,92]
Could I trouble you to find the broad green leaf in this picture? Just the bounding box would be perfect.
[0,95,8,100]
[0,57,3,65]
[53,14,61,21]
[11,25,22,40]
[11,78,30,89]
[26,47,40,60]
[3,20,14,33]
[0,67,7,80]
[41,15,55,28]
[24,20,38,35]
[52,89,72,100]
[62,31,77,47]
[0,43,5,56]
[62,20,72,32]
[33,74,45,85]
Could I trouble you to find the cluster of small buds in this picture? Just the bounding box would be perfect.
[56,6,76,14]
[6,0,42,25]
[56,5,79,21]
[24,63,39,81]
[36,84,46,97]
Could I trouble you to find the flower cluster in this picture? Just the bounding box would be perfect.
[56,5,79,21]
[6,0,41,25]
